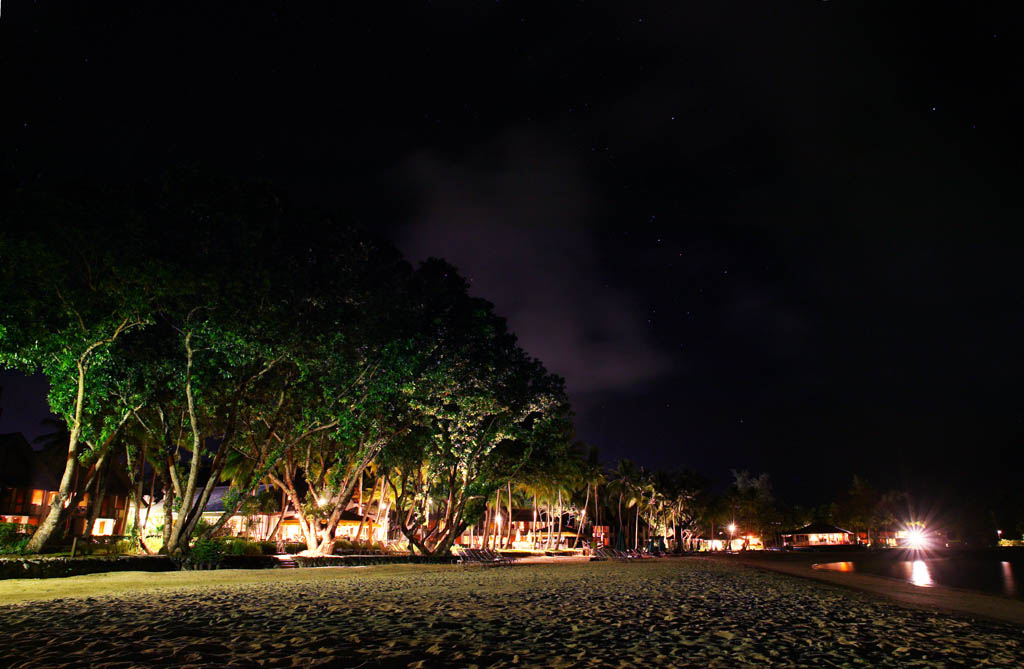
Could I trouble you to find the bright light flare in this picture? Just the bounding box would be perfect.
[727,523,736,533]
[905,527,927,550]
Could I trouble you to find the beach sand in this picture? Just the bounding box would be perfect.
[1,559,1021,667]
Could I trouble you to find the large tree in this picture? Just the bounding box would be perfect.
[0,192,158,551]
[383,261,573,556]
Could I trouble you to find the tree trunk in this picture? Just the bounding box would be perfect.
[504,481,514,548]
[546,500,554,549]
[354,475,369,545]
[617,492,623,548]
[82,452,111,540]
[556,490,564,549]
[492,490,501,551]
[634,504,640,550]
[573,484,590,549]
[25,357,90,553]
[265,496,288,542]
[532,493,538,548]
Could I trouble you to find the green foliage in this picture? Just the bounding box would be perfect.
[0,523,32,554]
[255,541,278,556]
[187,538,225,568]
[221,538,263,556]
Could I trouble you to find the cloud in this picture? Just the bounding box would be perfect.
[395,130,675,397]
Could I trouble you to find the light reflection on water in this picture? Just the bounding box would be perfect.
[907,560,933,586]
[815,558,1021,597]
[1002,562,1015,597]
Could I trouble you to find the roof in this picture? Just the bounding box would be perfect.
[203,485,272,513]
[510,508,574,523]
[0,433,60,490]
[782,522,854,536]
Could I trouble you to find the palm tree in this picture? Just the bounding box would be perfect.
[608,459,642,550]
[571,444,603,548]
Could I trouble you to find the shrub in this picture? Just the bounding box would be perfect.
[0,536,30,555]
[219,538,264,556]
[283,541,306,554]
[0,522,32,553]
[111,537,137,555]
[187,538,225,569]
[256,541,277,555]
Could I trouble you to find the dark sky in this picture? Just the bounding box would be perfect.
[2,2,1021,505]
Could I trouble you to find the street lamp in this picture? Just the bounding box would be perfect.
[728,523,736,551]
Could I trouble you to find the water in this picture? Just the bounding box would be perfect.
[815,554,1024,599]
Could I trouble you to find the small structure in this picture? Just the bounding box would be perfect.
[781,522,856,549]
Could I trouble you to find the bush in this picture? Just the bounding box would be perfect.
[256,541,277,555]
[219,538,264,557]
[0,536,30,555]
[187,538,225,569]
[283,541,306,554]
[0,523,32,554]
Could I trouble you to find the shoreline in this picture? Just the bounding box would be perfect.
[712,552,1024,626]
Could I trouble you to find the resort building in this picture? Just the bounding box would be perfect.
[696,534,764,551]
[780,522,856,549]
[456,508,581,549]
[0,432,130,537]
[129,485,389,544]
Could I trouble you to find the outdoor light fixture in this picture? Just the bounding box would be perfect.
[905,527,927,550]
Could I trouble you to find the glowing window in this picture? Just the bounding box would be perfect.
[31,489,44,505]
[92,518,114,536]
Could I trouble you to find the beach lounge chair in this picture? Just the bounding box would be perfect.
[480,548,514,564]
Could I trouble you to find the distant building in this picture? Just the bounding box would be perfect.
[455,508,580,549]
[131,486,389,544]
[781,522,856,549]
[0,432,130,537]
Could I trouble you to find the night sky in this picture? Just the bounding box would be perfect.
[2,2,1021,506]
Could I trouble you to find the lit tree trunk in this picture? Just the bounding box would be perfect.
[556,489,564,549]
[482,502,491,550]
[491,490,500,550]
[143,467,157,535]
[617,492,624,548]
[82,451,111,540]
[26,354,92,553]
[354,475,371,545]
[546,500,554,549]
[532,492,538,548]
[634,504,640,550]
[130,440,148,547]
[504,481,514,548]
[573,484,590,549]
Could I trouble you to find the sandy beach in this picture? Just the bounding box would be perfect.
[1,558,1022,667]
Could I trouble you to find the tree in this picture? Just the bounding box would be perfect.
[383,261,573,556]
[725,469,779,544]
[0,192,157,551]
[834,475,880,544]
